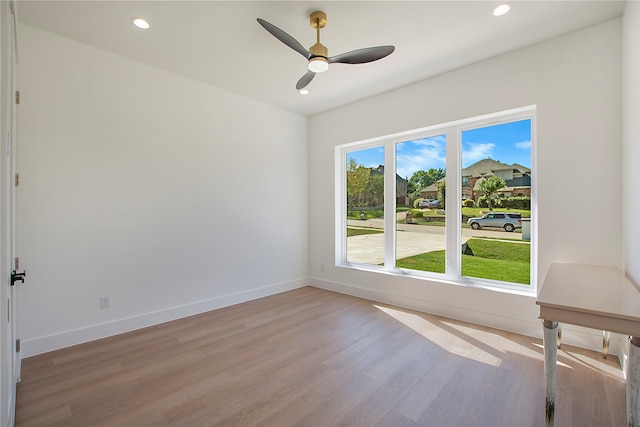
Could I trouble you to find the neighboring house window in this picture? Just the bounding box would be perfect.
[337,106,535,291]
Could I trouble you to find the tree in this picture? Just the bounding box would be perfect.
[366,173,384,206]
[408,168,446,196]
[346,158,370,207]
[476,175,506,211]
[437,181,446,208]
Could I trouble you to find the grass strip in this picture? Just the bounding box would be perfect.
[395,238,530,284]
[347,227,384,237]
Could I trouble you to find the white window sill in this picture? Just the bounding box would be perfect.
[337,262,537,298]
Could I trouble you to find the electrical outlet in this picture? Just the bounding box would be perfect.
[99,296,110,309]
[320,264,325,272]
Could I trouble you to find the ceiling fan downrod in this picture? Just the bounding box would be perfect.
[309,11,328,59]
[308,11,328,72]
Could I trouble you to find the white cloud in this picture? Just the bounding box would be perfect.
[462,142,494,166]
[396,137,446,178]
[515,140,531,150]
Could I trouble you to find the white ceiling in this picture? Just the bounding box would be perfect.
[17,1,626,117]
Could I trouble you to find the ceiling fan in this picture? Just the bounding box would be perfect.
[257,11,395,91]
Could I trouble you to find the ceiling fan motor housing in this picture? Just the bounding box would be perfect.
[309,42,328,58]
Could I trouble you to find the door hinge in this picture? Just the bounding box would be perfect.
[16,339,20,353]
[14,173,19,187]
[14,257,19,270]
[7,299,9,323]
[15,90,20,105]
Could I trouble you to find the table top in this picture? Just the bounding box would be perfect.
[537,262,640,335]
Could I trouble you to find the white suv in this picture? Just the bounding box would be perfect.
[467,212,522,232]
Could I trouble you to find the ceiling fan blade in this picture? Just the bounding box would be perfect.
[328,45,395,64]
[296,70,315,90]
[257,18,310,59]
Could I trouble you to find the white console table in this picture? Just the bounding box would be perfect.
[536,262,640,426]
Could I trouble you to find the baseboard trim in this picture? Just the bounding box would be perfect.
[23,277,623,358]
[22,278,307,357]
[309,277,624,356]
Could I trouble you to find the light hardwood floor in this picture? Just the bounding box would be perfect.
[16,287,626,426]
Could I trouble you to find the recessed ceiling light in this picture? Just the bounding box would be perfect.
[132,18,150,30]
[299,89,310,95]
[493,4,511,17]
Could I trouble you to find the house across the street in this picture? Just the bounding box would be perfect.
[420,158,531,203]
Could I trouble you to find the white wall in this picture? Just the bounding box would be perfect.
[309,19,622,349]
[623,1,640,286]
[620,0,640,371]
[17,24,308,356]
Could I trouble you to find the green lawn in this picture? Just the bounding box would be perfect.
[395,250,446,273]
[347,227,384,237]
[347,209,384,219]
[396,238,530,284]
[465,238,530,263]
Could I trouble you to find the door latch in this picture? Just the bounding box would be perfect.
[11,270,25,286]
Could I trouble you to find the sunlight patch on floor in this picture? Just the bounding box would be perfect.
[375,305,502,367]
[530,342,573,370]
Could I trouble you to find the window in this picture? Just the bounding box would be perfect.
[345,146,384,265]
[337,107,535,291]
[396,135,446,274]
[461,118,532,285]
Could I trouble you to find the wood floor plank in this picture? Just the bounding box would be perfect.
[16,287,626,426]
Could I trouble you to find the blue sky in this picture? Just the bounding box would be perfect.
[347,119,531,179]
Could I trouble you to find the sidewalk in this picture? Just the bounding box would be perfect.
[347,213,449,264]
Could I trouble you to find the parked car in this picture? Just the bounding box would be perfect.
[467,212,522,232]
[418,199,440,208]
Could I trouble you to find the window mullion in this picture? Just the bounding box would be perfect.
[445,128,460,279]
[383,142,396,270]
[336,147,347,265]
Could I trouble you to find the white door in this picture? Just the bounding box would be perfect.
[1,0,20,425]
[9,0,20,391]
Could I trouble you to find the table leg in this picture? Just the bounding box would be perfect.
[543,320,558,427]
[602,331,610,359]
[628,336,640,427]
[557,324,562,349]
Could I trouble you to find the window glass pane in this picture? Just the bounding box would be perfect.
[346,147,384,265]
[461,119,532,285]
[395,135,446,273]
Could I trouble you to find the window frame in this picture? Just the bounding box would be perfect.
[336,106,537,294]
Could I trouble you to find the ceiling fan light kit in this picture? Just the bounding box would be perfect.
[257,11,395,90]
[308,57,329,73]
